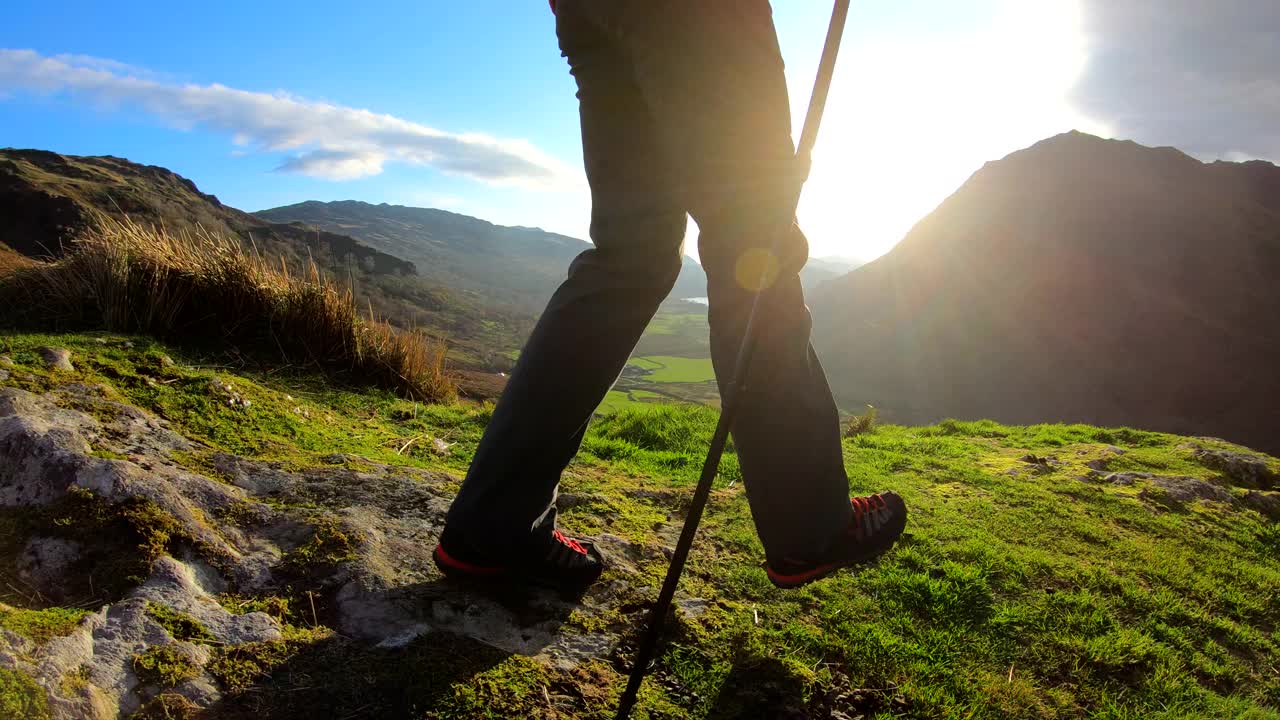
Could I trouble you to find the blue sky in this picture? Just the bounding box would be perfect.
[3,2,1273,261]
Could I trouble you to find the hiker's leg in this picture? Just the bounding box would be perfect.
[443,3,686,557]
[616,0,852,565]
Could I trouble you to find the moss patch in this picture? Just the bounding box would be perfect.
[0,605,88,644]
[283,516,361,572]
[208,627,330,694]
[132,645,200,688]
[146,603,214,644]
[128,693,199,720]
[0,488,197,608]
[57,665,91,698]
[217,594,294,624]
[0,667,51,720]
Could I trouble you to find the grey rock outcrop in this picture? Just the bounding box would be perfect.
[0,384,637,718]
[1192,447,1277,489]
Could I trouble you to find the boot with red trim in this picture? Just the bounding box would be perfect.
[765,491,907,589]
[433,525,604,593]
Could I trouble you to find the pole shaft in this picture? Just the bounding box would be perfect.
[613,3,851,718]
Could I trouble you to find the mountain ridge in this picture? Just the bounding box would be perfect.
[0,148,534,369]
[255,199,709,310]
[811,130,1280,453]
[0,149,416,277]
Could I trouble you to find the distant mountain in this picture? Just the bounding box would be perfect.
[810,131,1280,453]
[255,200,707,310]
[0,149,531,367]
[802,255,864,290]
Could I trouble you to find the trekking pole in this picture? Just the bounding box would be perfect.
[613,2,852,718]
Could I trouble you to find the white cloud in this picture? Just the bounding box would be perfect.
[1071,0,1280,162]
[0,48,575,185]
[276,150,385,180]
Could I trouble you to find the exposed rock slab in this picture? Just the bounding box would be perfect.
[0,384,634,718]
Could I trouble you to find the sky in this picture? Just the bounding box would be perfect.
[2,1,1277,262]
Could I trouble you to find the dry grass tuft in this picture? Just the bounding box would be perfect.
[0,215,454,402]
[0,243,36,276]
[844,405,878,437]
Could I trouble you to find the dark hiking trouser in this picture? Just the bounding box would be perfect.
[443,0,852,566]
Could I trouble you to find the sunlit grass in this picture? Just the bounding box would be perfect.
[3,331,1278,718]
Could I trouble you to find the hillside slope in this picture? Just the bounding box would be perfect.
[811,132,1280,454]
[0,150,413,276]
[255,200,708,309]
[0,149,531,366]
[0,332,1277,719]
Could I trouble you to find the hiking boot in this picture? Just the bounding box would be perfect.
[765,491,907,589]
[433,525,604,593]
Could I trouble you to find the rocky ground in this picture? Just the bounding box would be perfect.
[1,335,1278,719]
[0,344,682,719]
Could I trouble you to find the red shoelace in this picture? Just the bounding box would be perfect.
[553,529,588,555]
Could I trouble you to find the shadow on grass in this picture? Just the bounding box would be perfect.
[201,577,586,719]
[704,652,897,720]
[705,655,812,720]
[203,630,512,719]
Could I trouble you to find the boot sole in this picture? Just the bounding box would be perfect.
[433,544,603,597]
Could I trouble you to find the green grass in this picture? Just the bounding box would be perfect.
[641,311,709,338]
[0,332,486,478]
[3,331,1279,719]
[0,606,87,644]
[597,389,668,415]
[629,356,716,384]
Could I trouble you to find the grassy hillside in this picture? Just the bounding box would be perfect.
[0,149,531,369]
[2,331,1277,719]
[254,200,708,315]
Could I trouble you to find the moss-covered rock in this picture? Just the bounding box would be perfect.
[0,667,51,719]
[131,645,200,688]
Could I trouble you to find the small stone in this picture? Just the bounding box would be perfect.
[0,369,8,382]
[37,347,75,372]
[1193,448,1277,490]
[1106,472,1151,486]
[0,355,13,367]
[1139,475,1233,504]
[676,598,709,619]
[123,341,134,348]
[1243,491,1280,520]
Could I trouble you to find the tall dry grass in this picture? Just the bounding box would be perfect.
[0,216,455,402]
[0,243,35,275]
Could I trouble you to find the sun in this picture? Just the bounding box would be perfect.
[793,0,1107,263]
